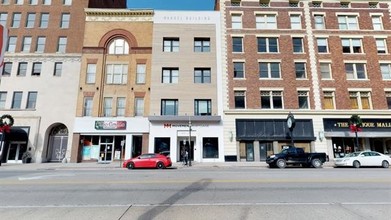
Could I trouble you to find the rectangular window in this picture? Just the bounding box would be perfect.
[314,14,325,29]
[136,64,146,84]
[345,63,366,79]
[372,16,383,30]
[257,37,278,53]
[106,64,128,84]
[86,64,96,84]
[195,99,211,116]
[341,38,362,53]
[43,0,52,5]
[83,97,93,116]
[317,38,328,53]
[57,37,67,53]
[163,38,179,52]
[194,38,210,52]
[349,92,371,109]
[161,99,178,115]
[323,91,335,109]
[11,13,21,28]
[60,13,70,28]
[11,91,22,109]
[290,14,301,29]
[256,14,277,29]
[0,13,7,27]
[338,15,358,30]
[376,39,387,54]
[40,13,49,28]
[320,63,332,79]
[26,91,37,109]
[36,36,46,52]
[260,91,283,109]
[298,91,309,109]
[295,62,306,79]
[231,14,242,29]
[22,36,32,52]
[0,92,7,109]
[386,92,391,109]
[116,97,125,117]
[26,13,36,28]
[1,0,10,4]
[29,0,37,4]
[292,37,303,53]
[203,137,218,159]
[103,97,113,117]
[162,68,179,84]
[2,62,12,76]
[6,36,17,52]
[259,62,280,78]
[234,91,245,109]
[234,62,244,78]
[17,62,27,76]
[380,64,391,80]
[54,62,62,76]
[232,37,243,52]
[31,62,42,76]
[194,68,211,83]
[135,97,144,116]
[63,0,72,5]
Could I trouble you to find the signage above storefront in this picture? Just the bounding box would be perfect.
[95,121,126,130]
[324,118,391,132]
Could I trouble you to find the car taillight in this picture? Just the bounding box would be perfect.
[166,156,171,160]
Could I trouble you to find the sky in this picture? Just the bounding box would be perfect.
[127,0,216,10]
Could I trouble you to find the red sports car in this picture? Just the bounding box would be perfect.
[122,153,172,169]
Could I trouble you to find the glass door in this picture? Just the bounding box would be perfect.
[246,142,254,161]
[100,136,113,162]
[7,143,24,163]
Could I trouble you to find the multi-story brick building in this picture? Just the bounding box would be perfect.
[0,0,88,164]
[221,0,391,162]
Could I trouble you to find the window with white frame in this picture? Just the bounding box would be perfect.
[345,63,366,79]
[106,64,128,84]
[257,37,278,53]
[292,37,303,53]
[162,68,178,83]
[256,14,277,29]
[0,13,7,27]
[234,62,244,78]
[86,63,96,84]
[15,0,23,5]
[36,36,46,52]
[194,38,210,52]
[161,99,178,115]
[83,97,93,116]
[320,62,332,79]
[116,97,126,117]
[298,91,309,109]
[163,38,179,52]
[108,38,129,55]
[26,13,36,28]
[135,97,144,116]
[63,0,72,6]
[31,62,42,76]
[136,64,146,84]
[11,13,21,28]
[194,68,211,83]
[380,63,391,80]
[314,14,325,29]
[60,13,70,28]
[17,62,27,76]
[43,0,52,5]
[349,91,371,109]
[259,62,280,78]
[6,36,17,52]
[290,14,301,29]
[323,91,335,109]
[54,62,62,76]
[26,91,37,109]
[2,62,12,76]
[317,38,328,53]
[338,15,358,30]
[0,92,7,109]
[11,91,22,109]
[386,92,391,109]
[57,37,67,53]
[195,99,211,116]
[295,62,306,79]
[232,37,243,52]
[22,36,32,52]
[103,97,113,117]
[231,14,242,29]
[234,91,245,109]
[260,91,283,109]
[341,38,362,53]
[40,13,49,28]
[376,38,387,54]
[1,0,10,5]
[371,15,383,30]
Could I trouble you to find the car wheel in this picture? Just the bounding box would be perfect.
[381,160,389,168]
[311,158,323,168]
[156,162,165,169]
[276,159,286,169]
[353,160,360,168]
[127,162,134,169]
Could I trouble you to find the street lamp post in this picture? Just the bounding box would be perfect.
[188,116,192,166]
[287,112,296,146]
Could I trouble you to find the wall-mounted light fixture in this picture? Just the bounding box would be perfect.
[230,131,234,142]
[318,131,325,142]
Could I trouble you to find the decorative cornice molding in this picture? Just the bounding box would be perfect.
[4,54,82,62]
[85,9,154,22]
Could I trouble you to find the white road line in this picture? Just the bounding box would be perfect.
[18,173,75,181]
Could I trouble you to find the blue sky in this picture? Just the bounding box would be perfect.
[127,0,215,10]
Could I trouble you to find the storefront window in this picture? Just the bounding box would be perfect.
[332,137,357,158]
[203,137,218,158]
[154,137,170,154]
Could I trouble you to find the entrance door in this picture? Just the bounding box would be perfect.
[246,142,254,161]
[49,136,68,162]
[7,143,26,163]
[100,143,113,162]
[259,143,267,161]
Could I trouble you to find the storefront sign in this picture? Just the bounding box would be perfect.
[324,119,391,132]
[163,123,208,128]
[95,121,126,130]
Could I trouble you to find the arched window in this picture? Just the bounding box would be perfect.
[108,38,129,55]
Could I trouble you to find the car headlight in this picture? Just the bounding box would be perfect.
[270,155,276,158]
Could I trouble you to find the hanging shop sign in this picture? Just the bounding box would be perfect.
[94,121,126,130]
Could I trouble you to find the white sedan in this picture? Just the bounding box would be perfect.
[334,151,391,168]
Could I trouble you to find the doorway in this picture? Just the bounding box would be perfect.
[7,142,27,163]
[100,136,113,162]
[48,124,68,162]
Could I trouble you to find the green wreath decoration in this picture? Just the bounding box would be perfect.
[0,114,14,127]
[349,114,362,127]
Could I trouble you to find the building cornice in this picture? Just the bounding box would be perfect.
[85,8,154,22]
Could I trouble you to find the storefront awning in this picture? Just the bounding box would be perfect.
[148,115,221,123]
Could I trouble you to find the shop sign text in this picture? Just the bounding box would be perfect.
[95,121,126,130]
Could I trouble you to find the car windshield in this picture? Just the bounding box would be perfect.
[344,152,360,157]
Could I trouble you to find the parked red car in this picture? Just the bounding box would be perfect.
[122,153,172,169]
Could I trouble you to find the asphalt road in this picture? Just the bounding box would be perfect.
[0,167,390,220]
